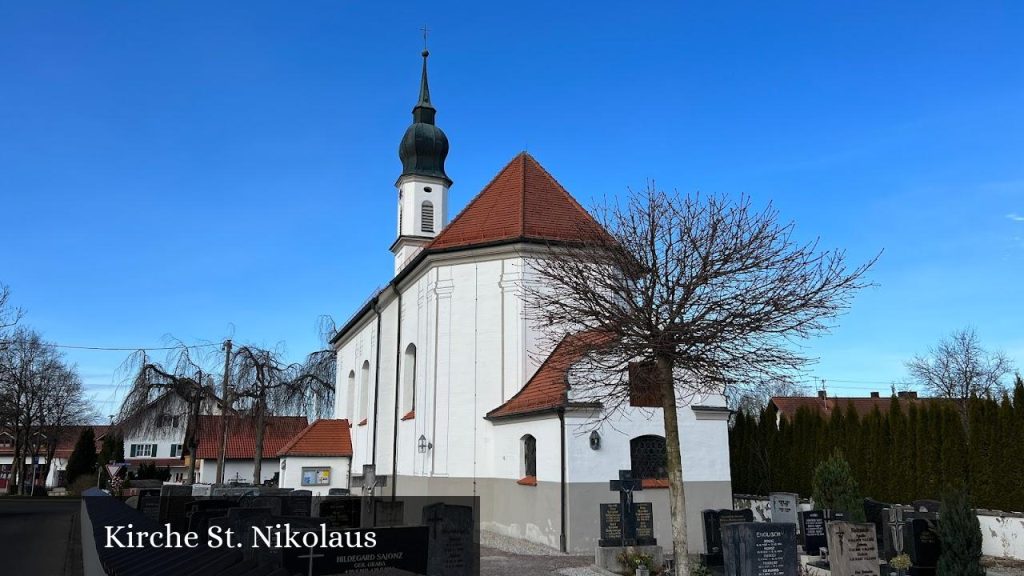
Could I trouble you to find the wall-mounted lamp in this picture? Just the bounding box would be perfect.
[589,430,601,450]
[418,434,433,453]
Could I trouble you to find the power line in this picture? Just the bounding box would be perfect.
[0,340,221,352]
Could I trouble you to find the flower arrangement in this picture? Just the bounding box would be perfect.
[616,548,660,576]
[889,554,912,572]
[107,475,124,497]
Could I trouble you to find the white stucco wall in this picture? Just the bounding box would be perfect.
[979,512,1024,560]
[278,455,351,496]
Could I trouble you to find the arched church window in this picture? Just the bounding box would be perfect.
[521,434,537,478]
[359,361,371,424]
[347,370,356,422]
[421,201,434,233]
[402,343,416,417]
[630,435,668,479]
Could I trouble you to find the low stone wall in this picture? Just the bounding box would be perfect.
[733,495,1024,561]
[978,510,1024,560]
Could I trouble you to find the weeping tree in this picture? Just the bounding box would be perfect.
[524,184,876,576]
[117,343,219,484]
[229,344,335,484]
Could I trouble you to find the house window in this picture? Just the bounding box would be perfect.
[0,434,12,448]
[521,435,537,478]
[129,443,158,458]
[630,435,668,480]
[170,444,184,458]
[421,201,434,233]
[628,361,662,407]
[402,343,417,416]
[158,414,182,428]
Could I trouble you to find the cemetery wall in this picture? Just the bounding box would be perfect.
[196,458,279,485]
[978,511,1024,560]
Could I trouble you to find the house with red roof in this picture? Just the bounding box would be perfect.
[327,50,733,554]
[192,414,308,485]
[276,419,353,495]
[0,425,109,490]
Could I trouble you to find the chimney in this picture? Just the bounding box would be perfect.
[870,392,880,398]
[897,391,918,399]
[817,390,827,399]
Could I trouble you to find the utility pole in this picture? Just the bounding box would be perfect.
[216,339,232,484]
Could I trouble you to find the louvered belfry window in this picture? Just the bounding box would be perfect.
[421,201,434,233]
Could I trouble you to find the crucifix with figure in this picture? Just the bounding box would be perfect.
[609,469,643,546]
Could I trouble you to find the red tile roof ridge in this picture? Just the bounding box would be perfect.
[276,418,353,458]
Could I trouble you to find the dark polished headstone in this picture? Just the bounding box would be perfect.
[423,503,476,576]
[600,503,623,546]
[157,485,193,532]
[904,518,940,576]
[912,500,942,515]
[319,497,362,529]
[826,521,880,576]
[799,510,827,556]
[136,488,162,522]
[701,508,754,566]
[721,522,798,576]
[283,489,312,517]
[863,498,889,551]
[374,500,405,527]
[282,526,428,576]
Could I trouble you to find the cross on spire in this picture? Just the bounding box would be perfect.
[421,25,430,51]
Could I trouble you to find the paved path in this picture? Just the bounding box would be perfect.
[0,498,82,576]
[481,545,596,576]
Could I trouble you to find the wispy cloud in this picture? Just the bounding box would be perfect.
[1008,213,1024,222]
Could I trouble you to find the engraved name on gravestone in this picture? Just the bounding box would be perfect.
[319,497,362,529]
[600,503,623,545]
[721,522,797,576]
[799,510,827,556]
[769,492,799,527]
[282,526,429,576]
[826,521,880,576]
[423,502,476,576]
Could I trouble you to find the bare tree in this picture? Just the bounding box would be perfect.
[524,184,875,576]
[229,344,334,484]
[906,327,1013,433]
[117,344,219,484]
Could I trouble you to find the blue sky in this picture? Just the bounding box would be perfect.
[1,2,1022,414]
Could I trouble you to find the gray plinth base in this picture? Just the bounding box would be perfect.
[595,545,665,574]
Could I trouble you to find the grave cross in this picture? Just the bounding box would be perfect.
[298,544,324,576]
[608,469,643,545]
[887,507,905,554]
[834,525,847,556]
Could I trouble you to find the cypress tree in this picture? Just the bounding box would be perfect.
[811,449,865,521]
[65,428,97,485]
[937,487,985,576]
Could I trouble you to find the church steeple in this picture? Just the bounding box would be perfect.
[393,44,452,275]
[398,48,450,186]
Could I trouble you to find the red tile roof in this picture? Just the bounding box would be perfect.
[0,425,110,458]
[426,152,608,250]
[770,393,937,420]
[193,415,308,460]
[487,331,611,419]
[276,419,353,458]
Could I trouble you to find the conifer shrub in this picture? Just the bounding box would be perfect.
[811,449,865,521]
[937,487,985,576]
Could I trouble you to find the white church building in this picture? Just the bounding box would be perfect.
[330,49,733,554]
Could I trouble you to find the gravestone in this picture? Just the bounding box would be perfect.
[282,526,428,576]
[247,496,282,516]
[282,489,312,517]
[701,508,754,566]
[721,522,798,576]
[904,518,940,576]
[158,484,194,531]
[826,521,880,576]
[770,492,799,527]
[863,498,890,551]
[191,483,212,497]
[319,497,362,529]
[423,502,477,576]
[208,507,275,562]
[799,510,827,556]
[187,499,235,534]
[634,502,655,544]
[374,500,405,527]
[599,502,623,546]
[912,500,942,515]
[136,488,162,522]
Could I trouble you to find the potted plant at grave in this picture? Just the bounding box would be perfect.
[616,547,659,576]
[890,553,912,576]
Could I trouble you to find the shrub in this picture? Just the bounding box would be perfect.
[65,429,97,485]
[937,487,985,576]
[616,547,660,575]
[811,449,866,521]
[67,473,98,496]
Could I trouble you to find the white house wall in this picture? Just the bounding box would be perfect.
[197,458,279,485]
[278,456,351,496]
